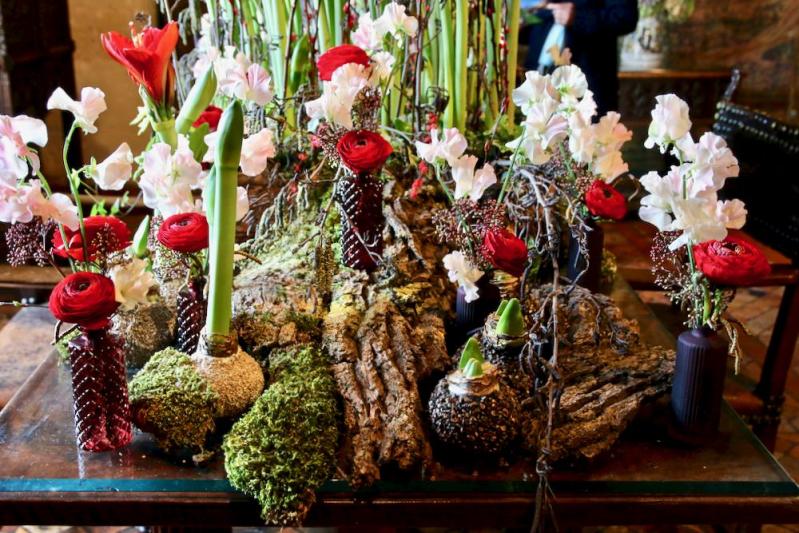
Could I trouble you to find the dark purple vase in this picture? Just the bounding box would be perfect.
[567,220,604,293]
[671,327,728,440]
[455,275,502,335]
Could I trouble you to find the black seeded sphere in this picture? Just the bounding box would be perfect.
[428,378,521,456]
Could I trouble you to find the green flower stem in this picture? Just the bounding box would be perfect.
[439,0,455,128]
[176,67,218,135]
[153,118,178,150]
[35,170,74,271]
[454,0,468,130]
[558,141,577,182]
[206,101,244,339]
[505,0,522,120]
[61,121,89,266]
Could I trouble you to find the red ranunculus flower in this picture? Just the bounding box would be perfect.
[336,130,393,174]
[483,228,529,277]
[157,212,209,253]
[193,105,223,131]
[49,272,119,330]
[317,44,370,81]
[53,216,131,261]
[693,237,772,286]
[584,180,627,221]
[101,22,179,104]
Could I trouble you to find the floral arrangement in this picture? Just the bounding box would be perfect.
[0,0,763,527]
[639,94,770,365]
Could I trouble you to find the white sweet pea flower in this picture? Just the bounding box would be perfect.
[574,89,597,122]
[218,54,274,106]
[638,168,681,231]
[353,13,383,51]
[443,250,484,303]
[716,198,747,229]
[0,180,79,229]
[46,87,107,134]
[512,71,558,118]
[375,2,419,40]
[305,64,370,129]
[667,197,728,250]
[505,99,568,165]
[567,114,595,164]
[451,155,496,202]
[370,51,396,84]
[551,65,588,103]
[236,186,249,221]
[240,128,276,177]
[592,149,628,181]
[678,132,739,194]
[0,115,47,182]
[139,137,204,217]
[90,143,133,191]
[644,94,692,153]
[27,180,79,230]
[110,257,156,310]
[414,127,468,166]
[594,112,632,152]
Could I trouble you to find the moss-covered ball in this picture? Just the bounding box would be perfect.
[191,345,265,418]
[223,344,338,525]
[129,347,218,455]
[428,364,521,456]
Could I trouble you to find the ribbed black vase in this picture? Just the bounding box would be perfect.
[671,327,728,441]
[455,275,502,336]
[567,220,604,293]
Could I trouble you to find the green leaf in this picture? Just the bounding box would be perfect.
[458,337,485,369]
[462,359,483,378]
[188,122,211,163]
[496,298,525,337]
[496,299,508,316]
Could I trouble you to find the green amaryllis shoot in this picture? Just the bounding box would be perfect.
[206,100,244,341]
[175,66,218,135]
[132,215,151,259]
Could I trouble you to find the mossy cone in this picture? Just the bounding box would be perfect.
[428,366,521,456]
[191,346,265,419]
[129,348,217,455]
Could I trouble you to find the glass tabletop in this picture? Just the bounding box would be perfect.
[0,278,796,499]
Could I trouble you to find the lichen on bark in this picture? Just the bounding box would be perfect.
[223,344,338,525]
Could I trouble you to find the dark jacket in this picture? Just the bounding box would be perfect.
[524,0,638,115]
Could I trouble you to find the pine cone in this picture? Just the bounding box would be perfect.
[336,173,384,271]
[176,278,206,354]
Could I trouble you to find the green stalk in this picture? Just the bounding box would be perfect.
[317,0,331,53]
[332,0,343,44]
[454,0,468,130]
[206,101,244,339]
[175,66,218,135]
[440,0,455,128]
[61,122,89,265]
[505,0,521,120]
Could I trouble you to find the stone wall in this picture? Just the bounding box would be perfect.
[665,0,799,118]
[67,0,157,160]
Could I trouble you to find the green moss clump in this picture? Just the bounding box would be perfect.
[223,344,339,525]
[129,347,218,455]
[285,310,322,336]
[55,328,81,366]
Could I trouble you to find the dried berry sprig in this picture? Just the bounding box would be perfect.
[5,217,56,267]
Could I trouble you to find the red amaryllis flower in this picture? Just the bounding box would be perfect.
[317,44,370,81]
[101,22,179,104]
[483,228,529,277]
[193,105,223,131]
[337,130,393,174]
[53,216,131,261]
[157,212,209,253]
[693,237,771,286]
[584,180,627,221]
[49,272,119,330]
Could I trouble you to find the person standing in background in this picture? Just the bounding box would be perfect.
[524,0,638,115]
